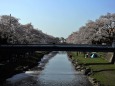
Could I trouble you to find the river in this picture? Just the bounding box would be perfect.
[2,51,92,86]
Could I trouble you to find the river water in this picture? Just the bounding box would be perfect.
[2,51,92,86]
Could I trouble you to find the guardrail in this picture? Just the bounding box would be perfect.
[0,44,114,52]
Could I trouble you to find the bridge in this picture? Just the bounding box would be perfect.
[0,44,115,52]
[0,44,115,64]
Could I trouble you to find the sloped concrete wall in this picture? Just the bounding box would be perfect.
[104,52,114,62]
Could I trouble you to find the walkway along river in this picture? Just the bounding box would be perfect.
[2,51,92,86]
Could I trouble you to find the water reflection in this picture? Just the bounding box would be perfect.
[2,51,92,86]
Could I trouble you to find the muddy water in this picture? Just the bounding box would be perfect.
[2,52,92,86]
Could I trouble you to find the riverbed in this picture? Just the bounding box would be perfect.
[2,51,92,86]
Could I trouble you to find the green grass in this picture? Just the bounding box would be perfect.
[70,52,115,86]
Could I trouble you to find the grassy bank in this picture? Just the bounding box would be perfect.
[70,52,115,86]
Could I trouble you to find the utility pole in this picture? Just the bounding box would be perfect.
[111,21,115,48]
[111,26,115,64]
[9,14,14,44]
[111,21,115,64]
[9,14,11,26]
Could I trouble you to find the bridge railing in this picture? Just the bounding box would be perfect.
[0,44,114,52]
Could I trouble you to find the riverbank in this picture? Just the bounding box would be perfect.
[2,51,92,86]
[0,51,49,83]
[68,52,115,86]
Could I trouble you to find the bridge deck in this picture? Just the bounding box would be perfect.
[0,44,114,52]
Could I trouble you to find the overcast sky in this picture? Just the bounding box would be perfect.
[0,0,115,38]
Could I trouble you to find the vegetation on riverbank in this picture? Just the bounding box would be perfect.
[0,15,60,44]
[66,13,115,45]
[69,52,115,86]
[0,14,60,83]
[0,51,48,83]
